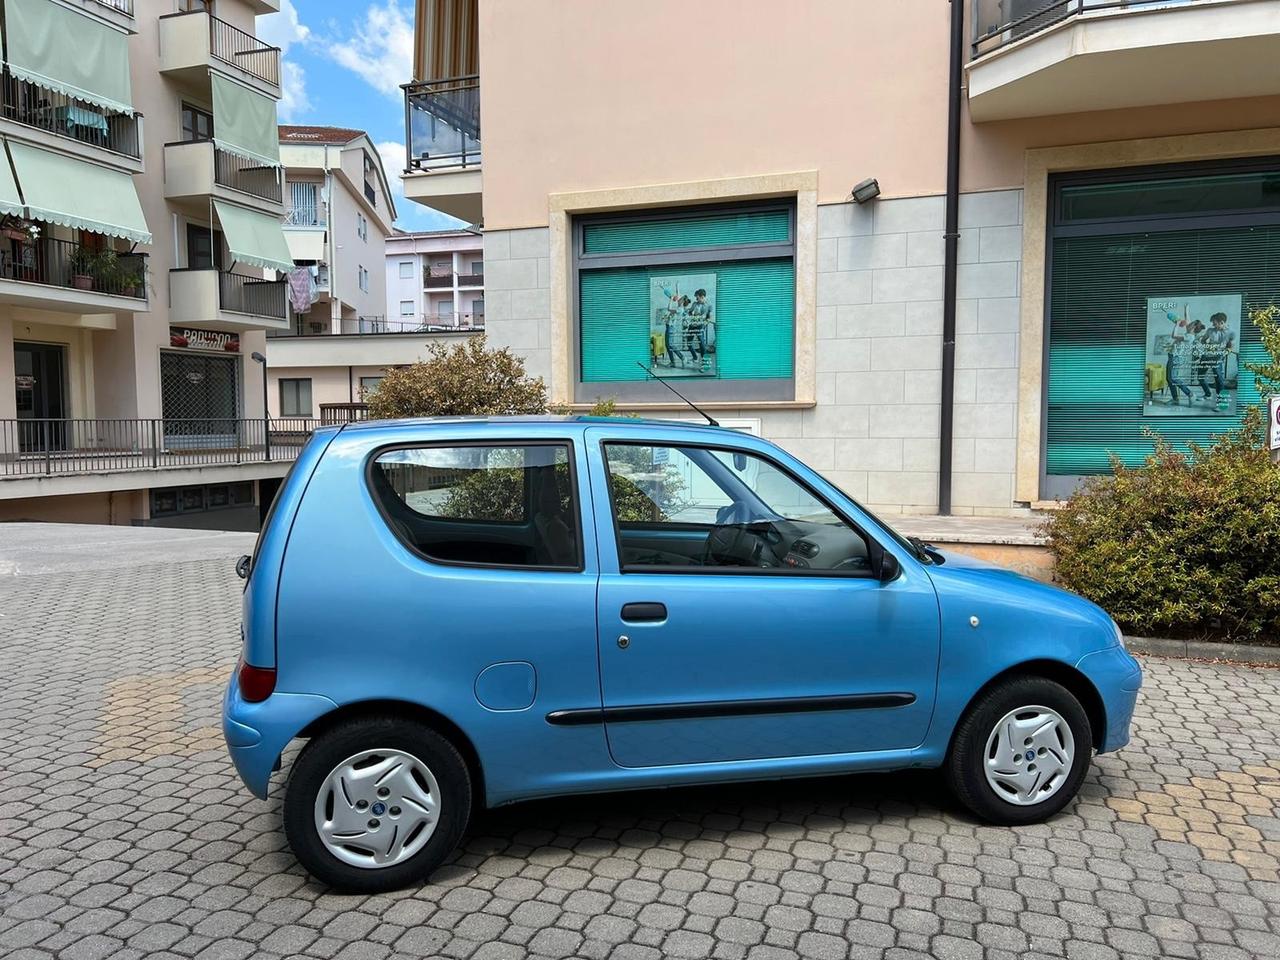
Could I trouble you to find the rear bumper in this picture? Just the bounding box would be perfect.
[223,674,336,798]
[1076,644,1143,753]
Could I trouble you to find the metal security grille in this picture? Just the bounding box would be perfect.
[160,351,240,447]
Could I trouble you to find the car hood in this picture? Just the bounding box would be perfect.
[920,545,1118,643]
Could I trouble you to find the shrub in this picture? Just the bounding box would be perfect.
[365,336,546,419]
[1045,407,1280,642]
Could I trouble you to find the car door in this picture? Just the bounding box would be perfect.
[586,428,940,768]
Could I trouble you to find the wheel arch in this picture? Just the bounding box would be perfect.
[951,659,1107,754]
[296,699,488,810]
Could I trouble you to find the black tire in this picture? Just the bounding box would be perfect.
[945,675,1093,826]
[284,715,471,892]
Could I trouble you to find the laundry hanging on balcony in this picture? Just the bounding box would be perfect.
[287,266,317,313]
[211,72,282,169]
[7,140,151,243]
[2,0,134,116]
[213,200,293,273]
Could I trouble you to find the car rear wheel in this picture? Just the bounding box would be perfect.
[945,676,1093,825]
[284,716,470,892]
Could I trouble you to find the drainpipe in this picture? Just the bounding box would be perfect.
[939,0,965,516]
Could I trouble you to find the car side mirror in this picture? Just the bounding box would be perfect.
[867,540,899,582]
[235,555,251,580]
[732,453,747,471]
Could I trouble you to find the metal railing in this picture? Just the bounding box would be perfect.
[1,418,317,478]
[1,70,142,159]
[404,75,480,171]
[342,314,484,334]
[90,0,133,14]
[0,237,147,300]
[214,146,282,202]
[284,206,326,227]
[319,404,370,425]
[209,14,281,87]
[423,271,454,288]
[218,272,287,319]
[973,0,1206,57]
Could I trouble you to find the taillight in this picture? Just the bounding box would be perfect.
[238,658,277,702]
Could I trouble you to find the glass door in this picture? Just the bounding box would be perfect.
[13,342,67,452]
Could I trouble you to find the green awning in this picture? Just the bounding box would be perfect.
[212,73,281,168]
[214,200,292,273]
[3,0,133,115]
[9,141,151,243]
[0,141,24,219]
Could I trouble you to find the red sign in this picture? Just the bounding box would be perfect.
[170,328,240,352]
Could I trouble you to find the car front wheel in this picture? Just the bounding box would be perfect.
[945,676,1093,825]
[284,716,471,892]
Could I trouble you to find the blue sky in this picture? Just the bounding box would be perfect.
[258,0,463,232]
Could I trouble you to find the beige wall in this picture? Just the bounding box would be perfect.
[0,489,146,525]
[478,0,1280,229]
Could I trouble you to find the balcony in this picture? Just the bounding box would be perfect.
[0,235,147,314]
[169,268,288,331]
[0,417,314,481]
[968,0,1280,121]
[423,270,454,288]
[402,76,481,223]
[165,139,282,211]
[344,314,485,334]
[1,70,142,164]
[159,11,281,97]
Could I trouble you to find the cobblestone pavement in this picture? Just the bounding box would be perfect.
[1,527,1279,960]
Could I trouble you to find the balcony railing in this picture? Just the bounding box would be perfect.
[214,146,282,202]
[210,14,281,87]
[284,206,325,227]
[90,0,133,14]
[1,70,142,159]
[319,403,370,425]
[0,418,317,478]
[972,0,1207,57]
[219,272,287,319]
[342,314,484,334]
[0,237,147,300]
[424,271,454,288]
[405,75,480,171]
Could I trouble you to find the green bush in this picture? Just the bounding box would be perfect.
[366,336,546,419]
[1045,407,1280,642]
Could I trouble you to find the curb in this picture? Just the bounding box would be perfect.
[1124,635,1280,665]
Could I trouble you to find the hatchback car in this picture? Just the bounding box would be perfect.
[224,416,1141,892]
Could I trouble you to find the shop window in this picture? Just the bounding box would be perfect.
[1044,159,1279,499]
[575,202,795,404]
[151,482,255,518]
[279,378,312,417]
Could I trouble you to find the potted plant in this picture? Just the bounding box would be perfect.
[69,246,97,289]
[92,249,120,293]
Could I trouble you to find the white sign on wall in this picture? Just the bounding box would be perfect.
[1269,396,1280,451]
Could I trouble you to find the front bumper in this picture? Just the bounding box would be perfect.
[223,673,336,798]
[1076,643,1143,753]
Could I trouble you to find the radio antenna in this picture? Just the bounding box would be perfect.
[635,361,719,427]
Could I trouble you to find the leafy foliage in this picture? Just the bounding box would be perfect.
[366,336,547,419]
[1045,407,1280,641]
[1244,304,1280,396]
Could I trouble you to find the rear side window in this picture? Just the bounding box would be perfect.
[369,443,582,569]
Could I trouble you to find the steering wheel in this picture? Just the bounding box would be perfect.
[702,504,778,568]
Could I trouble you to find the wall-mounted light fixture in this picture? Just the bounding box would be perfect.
[849,178,881,204]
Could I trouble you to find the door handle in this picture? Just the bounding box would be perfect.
[620,602,667,623]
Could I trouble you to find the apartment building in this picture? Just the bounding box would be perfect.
[264,131,450,420]
[0,0,293,530]
[403,0,1280,516]
[385,228,485,331]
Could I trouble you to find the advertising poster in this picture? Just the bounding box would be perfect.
[1144,294,1241,417]
[649,274,717,378]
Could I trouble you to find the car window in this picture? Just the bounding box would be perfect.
[370,443,581,569]
[603,442,872,574]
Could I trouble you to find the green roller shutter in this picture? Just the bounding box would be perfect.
[1046,225,1275,476]
[581,259,794,382]
[583,208,790,254]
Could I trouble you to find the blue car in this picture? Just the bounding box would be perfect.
[224,416,1141,891]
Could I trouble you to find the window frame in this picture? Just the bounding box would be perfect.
[572,199,798,404]
[599,439,880,579]
[278,377,312,417]
[399,299,414,316]
[364,439,587,573]
[398,260,414,279]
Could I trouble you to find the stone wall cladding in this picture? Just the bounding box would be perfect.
[483,188,1024,515]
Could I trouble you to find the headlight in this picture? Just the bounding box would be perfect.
[1112,619,1127,651]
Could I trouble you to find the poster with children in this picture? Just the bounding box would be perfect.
[649,274,717,378]
[1144,294,1241,417]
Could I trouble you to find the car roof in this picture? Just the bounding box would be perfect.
[336,414,748,443]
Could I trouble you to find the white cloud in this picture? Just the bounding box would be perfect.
[329,0,415,100]
[375,139,466,231]
[259,0,312,121]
